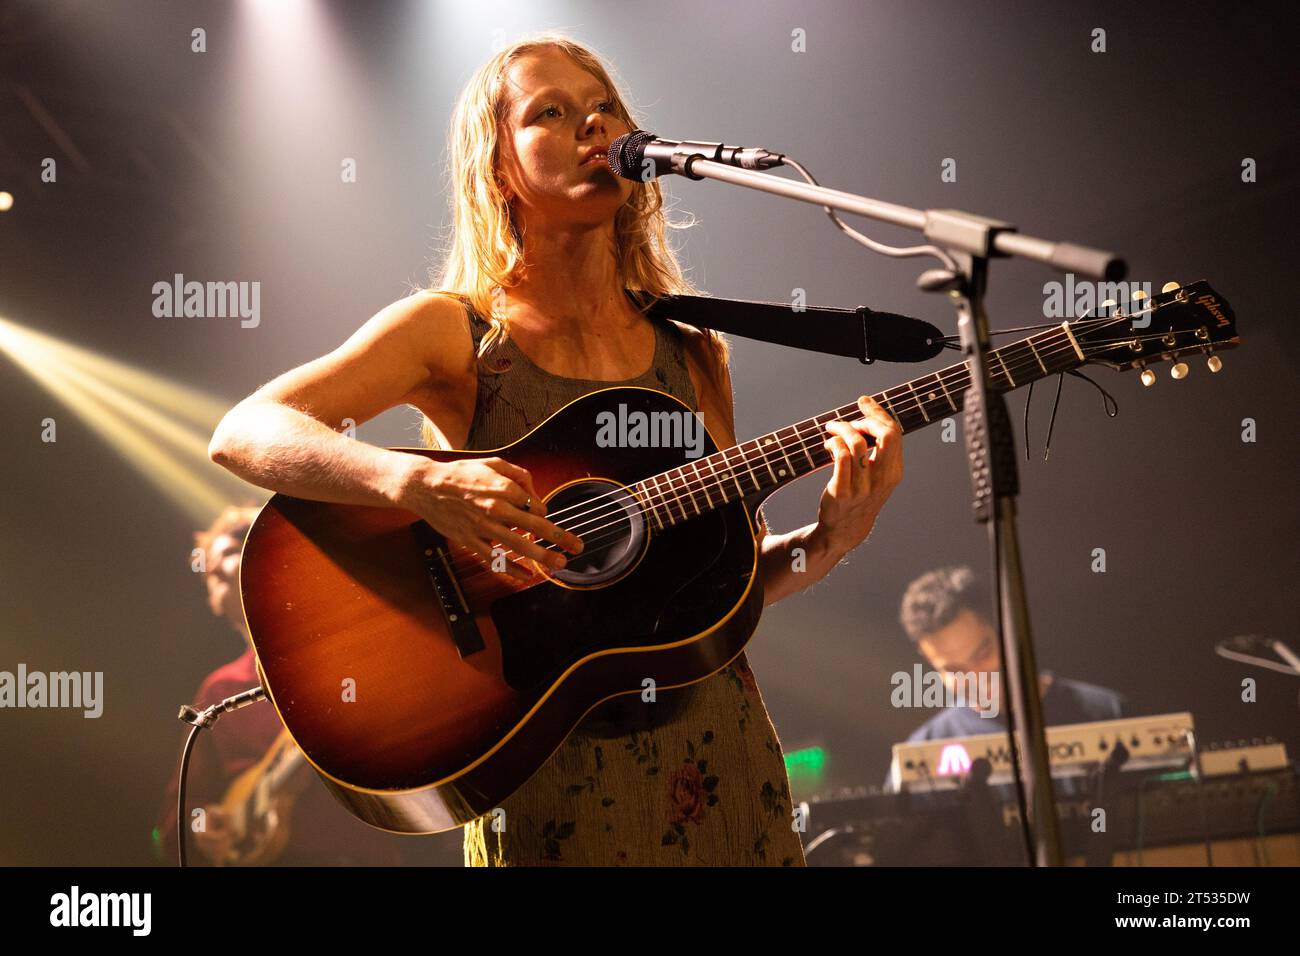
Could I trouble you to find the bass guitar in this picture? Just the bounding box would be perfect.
[203,727,312,865]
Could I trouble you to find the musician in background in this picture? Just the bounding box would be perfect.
[154,504,406,866]
[899,566,1126,742]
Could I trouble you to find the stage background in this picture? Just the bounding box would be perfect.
[1,0,1296,864]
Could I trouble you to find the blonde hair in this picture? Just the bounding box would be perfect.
[418,31,730,449]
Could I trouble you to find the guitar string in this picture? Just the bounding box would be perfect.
[443,313,1184,584]
[472,313,1175,546]
[530,310,1174,534]
[446,328,1089,578]
[447,319,1201,587]
[445,337,1186,589]
[555,316,1202,538]
[445,315,1201,583]
[488,323,1098,536]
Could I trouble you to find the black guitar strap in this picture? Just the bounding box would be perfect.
[644,293,946,365]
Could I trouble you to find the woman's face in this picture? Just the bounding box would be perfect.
[497,49,635,229]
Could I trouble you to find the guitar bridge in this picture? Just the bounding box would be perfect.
[410,521,484,658]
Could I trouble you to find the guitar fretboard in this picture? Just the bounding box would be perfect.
[633,324,1084,530]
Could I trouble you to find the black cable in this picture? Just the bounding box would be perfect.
[175,721,204,868]
[1022,369,1120,461]
[173,684,268,867]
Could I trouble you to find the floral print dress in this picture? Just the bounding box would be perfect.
[449,295,806,866]
[463,652,805,866]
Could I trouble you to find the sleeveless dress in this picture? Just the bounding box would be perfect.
[448,295,807,867]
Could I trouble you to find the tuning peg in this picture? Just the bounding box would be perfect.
[1101,298,1117,316]
[1171,361,1189,380]
[1131,289,1148,304]
[1206,354,1223,373]
[1138,362,1156,387]
[1161,281,1181,293]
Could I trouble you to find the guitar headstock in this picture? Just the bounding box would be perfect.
[1071,280,1239,385]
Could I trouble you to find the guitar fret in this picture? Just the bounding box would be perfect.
[799,428,817,468]
[732,446,761,492]
[907,381,931,423]
[677,472,693,521]
[694,461,714,509]
[705,455,730,504]
[994,349,1016,387]
[642,480,663,531]
[937,375,957,411]
[922,382,943,417]
[643,476,660,527]
[753,440,778,484]
[1027,339,1047,375]
[1060,322,1086,362]
[686,469,701,516]
[719,448,746,497]
[663,474,683,525]
[766,434,794,479]
[809,417,830,465]
[888,390,911,428]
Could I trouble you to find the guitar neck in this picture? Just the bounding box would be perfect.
[267,743,308,793]
[636,323,1085,529]
[249,735,309,810]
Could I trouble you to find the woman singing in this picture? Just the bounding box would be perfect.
[208,32,903,866]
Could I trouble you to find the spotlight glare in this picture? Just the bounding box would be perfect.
[0,314,267,524]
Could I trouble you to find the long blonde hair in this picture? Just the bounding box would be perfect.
[418,32,730,449]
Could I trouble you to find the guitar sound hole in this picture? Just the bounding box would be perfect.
[545,479,647,587]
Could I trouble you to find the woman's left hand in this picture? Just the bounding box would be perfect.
[814,395,904,555]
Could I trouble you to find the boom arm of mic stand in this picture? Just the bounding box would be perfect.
[674,156,1125,280]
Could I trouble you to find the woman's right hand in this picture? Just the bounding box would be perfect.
[395,456,584,581]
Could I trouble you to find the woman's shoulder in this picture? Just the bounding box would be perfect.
[381,290,481,387]
[419,289,478,320]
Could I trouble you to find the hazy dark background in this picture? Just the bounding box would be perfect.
[1,0,1296,865]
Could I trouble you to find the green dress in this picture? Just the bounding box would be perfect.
[446,296,807,866]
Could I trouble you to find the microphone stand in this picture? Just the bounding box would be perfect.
[662,150,1127,865]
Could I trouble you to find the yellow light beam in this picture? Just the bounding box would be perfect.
[0,316,268,524]
[0,315,235,430]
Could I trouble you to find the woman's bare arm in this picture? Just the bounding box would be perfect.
[208,292,581,571]
[207,291,457,508]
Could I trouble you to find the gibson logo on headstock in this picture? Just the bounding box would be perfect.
[1197,293,1229,328]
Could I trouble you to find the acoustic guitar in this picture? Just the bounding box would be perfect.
[238,281,1237,834]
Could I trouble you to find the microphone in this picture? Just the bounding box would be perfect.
[607,129,786,181]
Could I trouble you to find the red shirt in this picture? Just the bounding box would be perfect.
[156,647,406,866]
